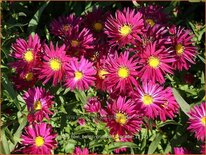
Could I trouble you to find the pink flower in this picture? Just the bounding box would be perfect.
[77,118,86,126]
[84,97,101,113]
[170,26,197,70]
[104,96,142,135]
[23,87,54,122]
[65,57,96,90]
[173,147,189,154]
[105,7,144,47]
[137,42,175,84]
[105,51,139,93]
[159,87,179,121]
[187,102,206,141]
[73,147,90,155]
[21,123,57,154]
[10,34,41,73]
[38,42,70,86]
[132,81,165,119]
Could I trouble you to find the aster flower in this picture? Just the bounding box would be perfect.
[38,42,70,86]
[73,147,97,155]
[140,4,169,27]
[83,6,109,39]
[65,27,94,57]
[201,144,206,154]
[105,51,139,93]
[77,118,86,126]
[170,26,197,70]
[84,97,101,113]
[187,102,206,141]
[137,42,175,84]
[65,57,96,90]
[141,24,170,48]
[132,81,165,119]
[173,147,189,154]
[21,123,57,154]
[105,7,144,47]
[159,87,179,121]
[50,14,82,39]
[104,96,142,135]
[10,34,41,73]
[23,87,54,122]
[12,70,36,90]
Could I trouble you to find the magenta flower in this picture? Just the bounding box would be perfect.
[21,123,57,154]
[38,42,70,86]
[84,97,101,113]
[201,144,206,154]
[77,118,86,126]
[65,27,94,57]
[73,147,90,155]
[140,4,170,27]
[132,81,165,119]
[105,51,139,93]
[23,87,54,122]
[188,102,206,141]
[50,14,82,39]
[159,87,179,121]
[105,7,144,47]
[170,26,197,70]
[104,96,142,135]
[10,34,41,73]
[83,6,109,39]
[65,57,96,90]
[173,147,189,154]
[137,42,175,84]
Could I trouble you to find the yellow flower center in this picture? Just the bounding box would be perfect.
[201,116,206,126]
[115,112,127,125]
[24,50,34,62]
[148,56,160,68]
[119,25,132,36]
[34,100,42,111]
[71,40,79,47]
[98,69,108,79]
[175,43,184,56]
[74,71,83,81]
[142,94,153,105]
[62,24,71,32]
[35,136,44,147]
[113,134,120,142]
[146,19,155,27]
[25,72,33,81]
[93,22,103,31]
[49,59,61,71]
[117,67,129,79]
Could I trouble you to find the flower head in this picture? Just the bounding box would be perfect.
[84,97,101,113]
[65,57,96,90]
[23,87,54,122]
[170,26,197,70]
[105,51,139,93]
[50,14,82,39]
[137,42,175,84]
[73,147,89,155]
[105,8,144,47]
[132,81,165,119]
[104,96,142,135]
[10,34,41,73]
[21,123,57,154]
[173,147,189,154]
[187,102,206,141]
[65,27,94,57]
[159,87,179,121]
[38,42,70,86]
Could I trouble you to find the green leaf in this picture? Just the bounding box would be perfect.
[157,120,182,128]
[172,88,190,116]
[0,130,11,154]
[73,90,87,104]
[107,142,138,153]
[28,1,49,34]
[147,133,163,154]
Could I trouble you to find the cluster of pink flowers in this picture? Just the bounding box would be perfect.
[9,4,202,154]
